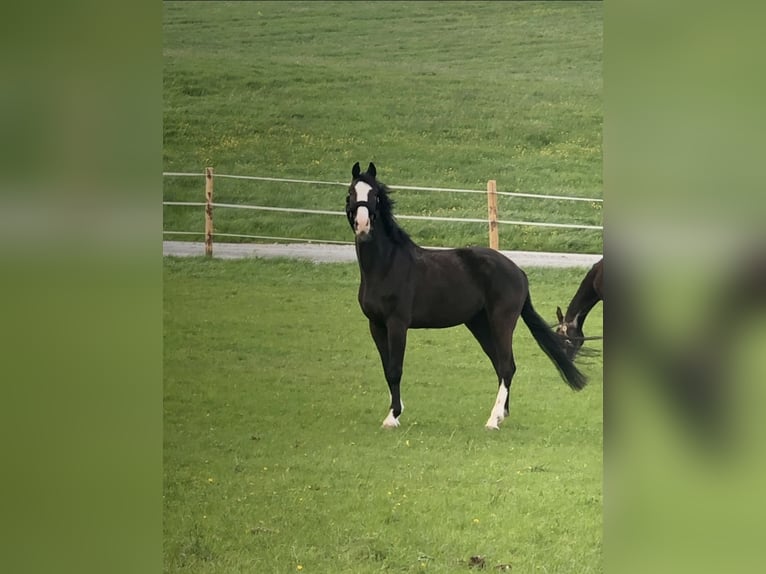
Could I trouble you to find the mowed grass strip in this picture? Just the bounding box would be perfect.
[163,1,602,253]
[164,257,602,573]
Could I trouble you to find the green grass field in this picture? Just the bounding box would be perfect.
[164,257,603,573]
[163,2,602,253]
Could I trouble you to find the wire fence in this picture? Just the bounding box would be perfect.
[163,171,603,203]
[162,170,603,253]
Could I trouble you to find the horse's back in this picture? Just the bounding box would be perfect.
[453,246,527,286]
[413,246,528,319]
[417,246,524,282]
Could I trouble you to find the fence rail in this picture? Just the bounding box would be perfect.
[163,170,602,256]
[163,171,603,204]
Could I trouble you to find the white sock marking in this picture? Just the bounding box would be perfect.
[485,383,509,430]
[382,395,403,428]
[382,409,400,428]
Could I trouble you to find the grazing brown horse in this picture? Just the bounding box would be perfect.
[346,162,587,429]
[555,258,603,360]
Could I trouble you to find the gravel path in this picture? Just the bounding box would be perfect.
[163,241,602,268]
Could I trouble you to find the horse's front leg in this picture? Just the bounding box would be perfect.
[370,319,407,428]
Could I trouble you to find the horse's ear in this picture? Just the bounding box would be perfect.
[367,162,376,178]
[352,162,361,179]
[556,306,564,324]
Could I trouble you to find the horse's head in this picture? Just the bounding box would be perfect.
[347,161,380,241]
[555,305,585,361]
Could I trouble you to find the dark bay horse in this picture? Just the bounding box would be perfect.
[555,258,603,360]
[346,162,587,429]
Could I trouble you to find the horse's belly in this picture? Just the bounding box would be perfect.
[409,315,470,329]
[410,294,481,329]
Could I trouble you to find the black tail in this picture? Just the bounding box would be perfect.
[521,292,588,391]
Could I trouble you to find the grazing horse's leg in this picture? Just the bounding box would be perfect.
[483,311,519,430]
[370,319,408,428]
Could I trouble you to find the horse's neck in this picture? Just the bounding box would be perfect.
[565,268,601,325]
[355,230,402,276]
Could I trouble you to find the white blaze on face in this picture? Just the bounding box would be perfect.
[353,181,372,236]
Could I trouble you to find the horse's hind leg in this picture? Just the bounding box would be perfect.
[467,312,517,429]
[484,311,519,430]
[466,312,498,370]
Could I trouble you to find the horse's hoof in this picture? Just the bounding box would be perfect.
[382,411,400,428]
[485,413,504,429]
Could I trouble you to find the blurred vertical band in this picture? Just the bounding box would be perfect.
[0,2,161,574]
[606,0,766,572]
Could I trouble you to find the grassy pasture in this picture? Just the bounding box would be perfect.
[163,257,603,573]
[163,1,602,253]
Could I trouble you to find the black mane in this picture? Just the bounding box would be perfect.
[356,173,414,247]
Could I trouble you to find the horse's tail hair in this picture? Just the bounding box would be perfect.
[520,292,588,391]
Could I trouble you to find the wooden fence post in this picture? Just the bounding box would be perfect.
[487,179,499,250]
[205,167,214,257]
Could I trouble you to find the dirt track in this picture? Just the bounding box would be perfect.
[163,241,602,268]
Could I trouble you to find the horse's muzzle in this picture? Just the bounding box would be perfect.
[354,205,372,238]
[355,226,373,241]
